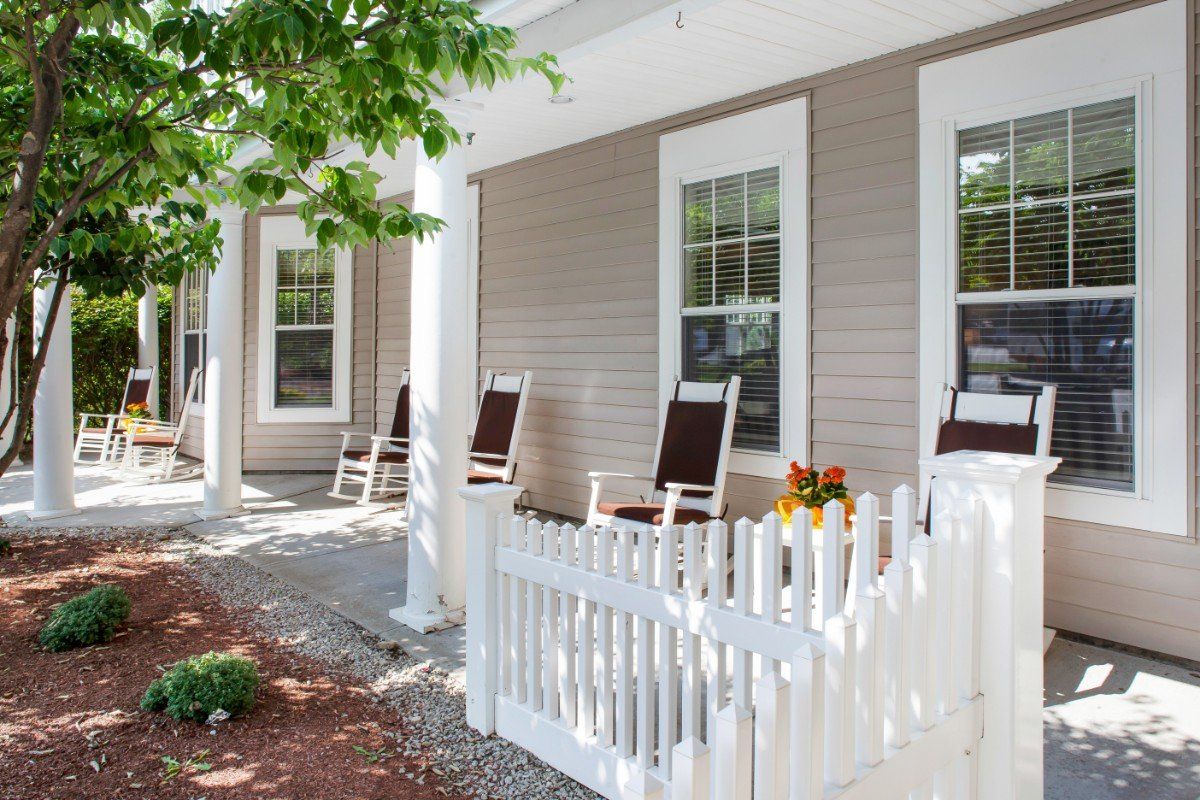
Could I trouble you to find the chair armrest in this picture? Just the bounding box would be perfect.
[587,471,653,481]
[338,431,377,440]
[373,435,409,445]
[81,412,125,421]
[664,482,717,494]
[468,450,508,460]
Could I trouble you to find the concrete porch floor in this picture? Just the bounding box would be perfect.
[1,462,1197,797]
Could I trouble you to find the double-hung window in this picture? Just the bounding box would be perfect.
[659,97,807,478]
[257,216,352,423]
[181,268,207,411]
[918,0,1187,535]
[956,98,1136,491]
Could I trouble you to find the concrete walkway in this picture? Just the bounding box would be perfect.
[0,462,465,676]
[2,463,1198,796]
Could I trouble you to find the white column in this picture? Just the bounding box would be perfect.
[921,450,1060,800]
[199,207,247,520]
[30,275,77,519]
[137,281,160,418]
[393,100,482,633]
[0,314,17,462]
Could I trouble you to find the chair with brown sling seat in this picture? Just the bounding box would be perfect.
[586,376,741,531]
[74,366,156,464]
[118,367,202,483]
[329,369,411,505]
[466,370,532,486]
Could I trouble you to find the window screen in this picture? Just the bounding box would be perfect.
[956,97,1136,491]
[680,167,781,453]
[273,247,336,408]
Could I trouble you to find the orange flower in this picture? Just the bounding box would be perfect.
[823,466,846,483]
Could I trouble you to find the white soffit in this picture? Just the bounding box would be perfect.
[335,0,1074,199]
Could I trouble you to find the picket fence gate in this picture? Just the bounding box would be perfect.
[463,450,1059,800]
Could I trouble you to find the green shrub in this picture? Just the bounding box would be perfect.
[141,652,260,722]
[0,538,11,556]
[38,584,130,652]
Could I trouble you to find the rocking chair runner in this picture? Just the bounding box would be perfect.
[119,367,201,482]
[330,369,411,504]
[587,376,741,530]
[74,366,156,463]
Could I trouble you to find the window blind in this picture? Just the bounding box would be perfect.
[956,97,1136,492]
[182,269,207,400]
[274,247,336,408]
[681,166,781,453]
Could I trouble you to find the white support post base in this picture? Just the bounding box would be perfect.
[395,99,482,634]
[137,281,160,419]
[200,207,247,522]
[31,276,77,519]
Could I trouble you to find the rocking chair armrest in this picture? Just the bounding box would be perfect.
[338,430,377,440]
[663,482,717,495]
[127,421,179,436]
[587,471,653,482]
[371,435,409,445]
[468,450,507,461]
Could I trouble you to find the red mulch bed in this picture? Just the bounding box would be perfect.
[0,532,466,800]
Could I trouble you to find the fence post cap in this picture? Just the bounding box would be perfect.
[457,483,525,502]
[919,450,1060,483]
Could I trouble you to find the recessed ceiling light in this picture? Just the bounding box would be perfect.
[548,94,575,105]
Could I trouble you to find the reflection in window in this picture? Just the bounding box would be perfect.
[274,247,336,408]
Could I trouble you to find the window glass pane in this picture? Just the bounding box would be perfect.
[958,209,1010,292]
[683,313,779,453]
[683,246,713,308]
[276,289,296,326]
[1014,111,1068,202]
[1013,202,1068,290]
[1073,194,1135,286]
[713,174,745,240]
[314,249,336,284]
[1072,97,1135,195]
[683,181,713,245]
[746,238,780,304]
[276,249,298,286]
[959,122,1010,209]
[275,329,334,407]
[746,168,780,236]
[713,241,745,306]
[315,289,336,325]
[959,299,1134,491]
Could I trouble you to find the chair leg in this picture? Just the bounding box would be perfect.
[332,462,346,497]
[359,460,378,504]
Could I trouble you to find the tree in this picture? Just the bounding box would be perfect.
[0,0,562,474]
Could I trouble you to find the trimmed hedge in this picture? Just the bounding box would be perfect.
[141,651,260,722]
[38,584,131,652]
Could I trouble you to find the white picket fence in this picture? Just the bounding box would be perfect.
[463,451,1059,800]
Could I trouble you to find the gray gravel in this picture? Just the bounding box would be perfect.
[5,524,598,800]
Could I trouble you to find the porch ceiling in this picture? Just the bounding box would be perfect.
[315,0,1074,199]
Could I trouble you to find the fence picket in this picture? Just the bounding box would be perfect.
[957,496,983,702]
[559,523,578,729]
[932,511,958,717]
[789,644,825,800]
[754,672,790,800]
[681,523,704,742]
[790,508,813,633]
[657,525,680,776]
[761,512,784,676]
[636,531,658,772]
[733,517,755,709]
[824,613,856,787]
[526,519,544,713]
[597,525,615,747]
[542,522,561,720]
[714,705,753,800]
[672,737,710,800]
[705,520,730,749]
[854,493,885,768]
[578,525,597,738]
[615,528,636,758]
[819,500,845,628]
[910,530,938,731]
[498,513,512,700]
[509,516,527,704]
[883,551,913,749]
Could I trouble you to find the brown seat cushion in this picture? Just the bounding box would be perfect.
[131,433,175,448]
[597,502,712,526]
[343,449,409,465]
[81,427,109,434]
[467,469,505,485]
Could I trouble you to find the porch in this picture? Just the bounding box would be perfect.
[1,463,1196,797]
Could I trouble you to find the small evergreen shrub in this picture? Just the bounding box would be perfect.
[38,584,130,652]
[141,652,260,722]
[0,538,11,556]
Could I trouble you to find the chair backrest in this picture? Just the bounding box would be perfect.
[119,366,156,414]
[650,376,741,518]
[920,383,1056,519]
[469,370,532,483]
[173,367,203,446]
[389,369,411,440]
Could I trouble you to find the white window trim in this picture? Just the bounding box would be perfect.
[179,268,206,418]
[256,215,354,424]
[658,96,809,479]
[918,0,1188,535]
[467,182,481,427]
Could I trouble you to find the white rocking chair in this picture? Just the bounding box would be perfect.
[330,369,410,505]
[74,366,156,464]
[119,367,201,483]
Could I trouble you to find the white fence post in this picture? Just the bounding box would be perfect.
[461,482,524,734]
[921,450,1059,800]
